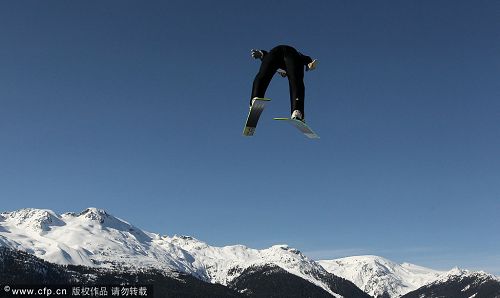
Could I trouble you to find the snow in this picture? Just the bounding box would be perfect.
[433,267,498,285]
[1,207,494,298]
[319,256,499,298]
[318,255,446,298]
[0,208,339,296]
[1,208,65,232]
[0,208,198,275]
[163,235,338,296]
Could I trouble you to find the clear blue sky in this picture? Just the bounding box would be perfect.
[1,1,499,274]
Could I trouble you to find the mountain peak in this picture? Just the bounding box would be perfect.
[171,235,200,242]
[319,255,446,298]
[75,208,151,243]
[437,267,498,283]
[269,244,303,256]
[1,207,498,298]
[405,267,500,297]
[78,207,110,223]
[1,208,65,232]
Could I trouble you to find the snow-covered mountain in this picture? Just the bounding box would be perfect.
[0,208,361,297]
[1,208,498,298]
[167,235,333,292]
[0,208,197,275]
[318,255,445,297]
[0,246,244,298]
[401,268,500,298]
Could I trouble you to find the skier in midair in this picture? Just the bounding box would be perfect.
[250,45,317,121]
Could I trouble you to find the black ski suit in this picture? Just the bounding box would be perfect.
[251,45,313,118]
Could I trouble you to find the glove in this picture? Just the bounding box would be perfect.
[251,49,264,60]
[306,59,318,71]
[277,69,287,78]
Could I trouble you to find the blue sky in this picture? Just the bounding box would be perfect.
[1,1,499,273]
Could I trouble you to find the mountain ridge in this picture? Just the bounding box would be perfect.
[1,207,498,298]
[319,255,445,297]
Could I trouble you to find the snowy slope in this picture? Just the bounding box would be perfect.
[434,267,499,283]
[401,267,500,298]
[0,208,199,276]
[2,207,496,298]
[165,235,338,296]
[318,255,445,297]
[0,208,340,296]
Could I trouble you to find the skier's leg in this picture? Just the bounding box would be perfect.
[284,55,305,119]
[250,53,280,105]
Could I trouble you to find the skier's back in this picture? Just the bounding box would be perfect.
[250,45,317,121]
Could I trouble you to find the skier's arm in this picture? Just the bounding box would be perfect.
[251,49,268,61]
[306,59,318,71]
[301,54,318,71]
